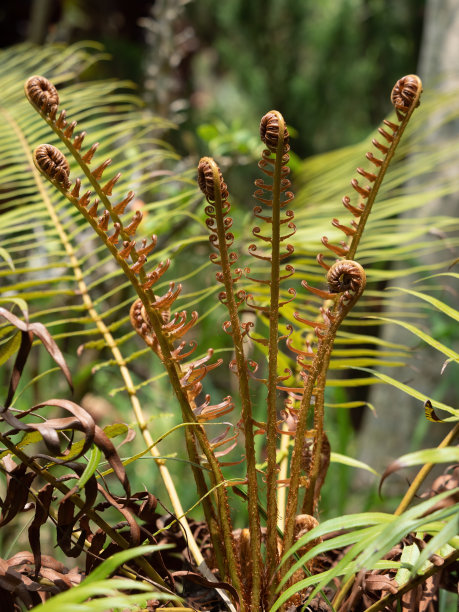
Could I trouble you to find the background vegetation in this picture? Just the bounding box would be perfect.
[0,1,458,610]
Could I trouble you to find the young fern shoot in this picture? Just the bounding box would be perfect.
[198,156,262,608]
[248,111,296,590]
[24,70,425,611]
[26,75,245,607]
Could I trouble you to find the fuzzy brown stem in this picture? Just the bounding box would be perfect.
[265,113,286,601]
[282,264,366,573]
[40,175,245,609]
[205,158,262,609]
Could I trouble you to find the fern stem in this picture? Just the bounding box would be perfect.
[77,191,244,601]
[34,159,243,607]
[207,160,262,608]
[301,370,326,516]
[8,105,209,585]
[282,265,366,572]
[265,118,286,592]
[346,76,422,260]
[184,427,227,578]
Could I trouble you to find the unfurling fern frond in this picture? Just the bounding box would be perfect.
[29,76,244,599]
[321,75,422,263]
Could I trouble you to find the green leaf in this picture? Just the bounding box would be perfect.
[77,445,102,490]
[412,516,459,575]
[0,330,21,366]
[350,367,457,417]
[0,247,14,270]
[391,286,459,322]
[330,452,379,476]
[82,544,173,584]
[368,316,459,363]
[279,512,393,571]
[0,297,28,320]
[381,448,459,488]
[394,543,420,586]
[32,578,169,611]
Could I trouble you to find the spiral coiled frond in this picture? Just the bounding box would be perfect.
[25,75,59,116]
[260,111,290,155]
[391,74,422,120]
[326,259,365,294]
[26,76,151,271]
[33,144,71,190]
[247,110,296,317]
[288,260,366,386]
[198,156,229,202]
[320,74,422,264]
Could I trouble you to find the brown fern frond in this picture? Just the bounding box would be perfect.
[26,76,148,252]
[320,74,422,263]
[24,75,59,115]
[33,144,71,190]
[194,396,234,422]
[282,259,366,560]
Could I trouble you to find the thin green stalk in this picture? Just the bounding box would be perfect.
[394,422,459,516]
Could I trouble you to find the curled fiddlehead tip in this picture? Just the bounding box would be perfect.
[327,259,366,294]
[33,144,71,190]
[197,156,229,202]
[391,75,422,114]
[25,75,59,114]
[260,110,289,153]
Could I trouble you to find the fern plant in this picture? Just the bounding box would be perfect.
[0,42,458,611]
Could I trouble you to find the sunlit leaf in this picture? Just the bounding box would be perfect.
[350,367,457,417]
[330,452,378,476]
[381,448,459,489]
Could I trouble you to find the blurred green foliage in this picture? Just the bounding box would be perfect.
[186,0,424,156]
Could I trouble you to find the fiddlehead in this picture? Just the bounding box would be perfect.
[25,75,59,116]
[326,259,366,295]
[282,260,366,567]
[320,74,422,263]
[31,114,243,600]
[198,155,262,608]
[33,144,71,190]
[391,74,421,120]
[248,111,297,597]
[25,75,147,265]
